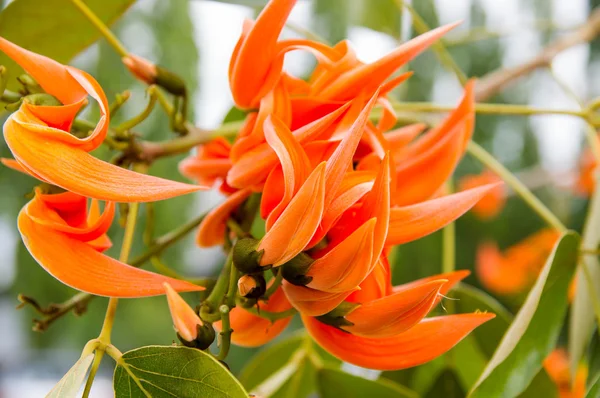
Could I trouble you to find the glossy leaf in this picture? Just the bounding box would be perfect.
[0,0,134,91]
[239,332,340,398]
[46,354,94,398]
[317,367,418,398]
[113,346,247,398]
[469,231,580,398]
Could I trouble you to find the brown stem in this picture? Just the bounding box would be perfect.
[475,7,600,102]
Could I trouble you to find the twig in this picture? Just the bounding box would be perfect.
[475,8,600,101]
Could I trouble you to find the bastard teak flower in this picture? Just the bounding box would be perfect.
[177,0,500,370]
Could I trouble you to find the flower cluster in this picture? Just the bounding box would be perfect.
[178,0,498,370]
[0,37,202,297]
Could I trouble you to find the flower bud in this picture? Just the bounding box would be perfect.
[233,238,267,274]
[179,323,216,350]
[164,282,202,342]
[238,274,266,299]
[122,54,158,86]
[281,252,314,286]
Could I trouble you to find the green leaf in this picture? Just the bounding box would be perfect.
[317,367,418,398]
[587,334,600,398]
[469,231,580,398]
[239,331,339,398]
[46,354,94,398]
[571,187,600,379]
[0,0,134,90]
[113,345,247,398]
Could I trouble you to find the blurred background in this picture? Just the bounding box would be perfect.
[0,0,599,396]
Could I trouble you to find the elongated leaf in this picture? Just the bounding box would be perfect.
[587,334,600,398]
[239,331,339,398]
[46,354,94,398]
[469,231,580,398]
[571,185,600,379]
[0,0,134,90]
[318,367,418,398]
[113,345,247,398]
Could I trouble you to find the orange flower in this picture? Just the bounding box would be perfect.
[164,282,203,342]
[544,349,587,398]
[179,136,233,193]
[302,259,495,370]
[575,146,597,197]
[476,229,560,296]
[18,189,202,297]
[0,37,203,202]
[458,171,505,219]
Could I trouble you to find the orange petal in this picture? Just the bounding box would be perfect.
[458,171,506,220]
[303,312,495,370]
[307,218,376,293]
[215,286,293,347]
[4,118,203,202]
[18,208,202,297]
[258,162,326,266]
[386,183,501,246]
[197,188,253,247]
[344,279,447,337]
[164,282,203,342]
[347,256,392,303]
[86,199,113,252]
[317,22,460,101]
[263,115,311,229]
[393,270,470,303]
[324,90,379,208]
[229,0,297,108]
[282,281,356,316]
[476,242,530,295]
[393,81,475,206]
[386,124,426,151]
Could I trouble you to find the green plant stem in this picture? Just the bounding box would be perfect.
[82,202,139,397]
[241,304,297,322]
[201,253,233,323]
[69,0,128,57]
[467,141,567,233]
[442,182,456,274]
[264,269,283,298]
[114,86,158,133]
[216,305,231,361]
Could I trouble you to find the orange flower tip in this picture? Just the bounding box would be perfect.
[163,282,203,343]
[122,54,157,85]
[238,274,266,299]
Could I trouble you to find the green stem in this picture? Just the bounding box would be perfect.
[442,182,456,274]
[114,86,158,133]
[69,0,128,57]
[216,305,231,361]
[241,304,297,322]
[201,253,233,323]
[82,350,104,398]
[264,269,283,298]
[467,141,567,233]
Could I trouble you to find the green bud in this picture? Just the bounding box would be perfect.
[280,252,314,286]
[155,66,187,97]
[233,238,267,274]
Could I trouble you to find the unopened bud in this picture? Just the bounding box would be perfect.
[179,323,216,350]
[233,238,267,274]
[164,282,202,342]
[238,274,266,299]
[122,54,158,86]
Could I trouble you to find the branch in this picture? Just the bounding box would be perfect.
[475,7,600,102]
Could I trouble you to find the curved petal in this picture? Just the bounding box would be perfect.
[317,22,460,101]
[283,281,356,316]
[386,183,501,246]
[307,218,375,293]
[164,282,203,342]
[303,313,495,370]
[197,188,253,247]
[476,242,530,295]
[86,199,113,252]
[258,162,326,266]
[18,208,202,297]
[345,279,446,337]
[215,286,293,347]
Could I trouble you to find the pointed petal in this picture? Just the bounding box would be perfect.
[18,209,202,297]
[4,120,203,202]
[229,0,297,108]
[324,90,379,207]
[215,286,293,347]
[393,270,470,302]
[347,256,392,303]
[386,183,501,246]
[283,281,356,316]
[345,279,446,337]
[197,188,253,247]
[318,22,460,101]
[258,162,326,266]
[386,124,426,151]
[164,282,203,342]
[303,313,495,370]
[307,219,375,293]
